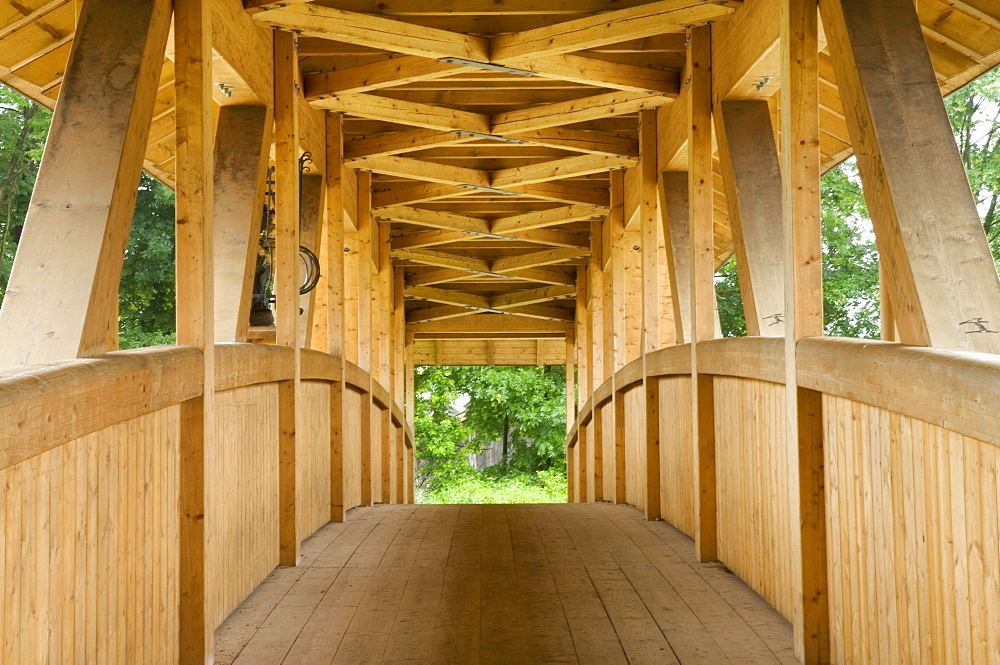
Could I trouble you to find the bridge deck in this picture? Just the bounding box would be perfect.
[215,503,796,665]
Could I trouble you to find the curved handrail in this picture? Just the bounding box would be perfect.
[300,348,343,382]
[697,337,785,384]
[798,337,1000,446]
[0,346,203,471]
[644,343,692,378]
[216,343,294,390]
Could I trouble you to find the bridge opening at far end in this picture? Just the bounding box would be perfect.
[412,362,570,505]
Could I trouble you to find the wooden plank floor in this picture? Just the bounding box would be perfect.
[215,503,798,665]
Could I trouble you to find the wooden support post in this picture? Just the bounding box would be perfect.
[879,262,897,342]
[566,328,576,432]
[821,0,1000,353]
[575,266,589,402]
[381,407,392,502]
[0,0,171,366]
[299,173,325,347]
[360,381,372,506]
[578,422,588,502]
[601,219,615,381]
[610,170,629,371]
[174,0,213,660]
[394,270,405,405]
[405,331,415,431]
[613,383,627,504]
[640,109,660,355]
[715,100,785,336]
[688,25,718,564]
[783,0,830,661]
[589,219,605,390]
[356,172,373,371]
[326,113,346,523]
[567,438,576,502]
[274,30,300,568]
[377,224,393,385]
[213,105,272,342]
[591,394,604,502]
[659,172,692,344]
[643,373,660,520]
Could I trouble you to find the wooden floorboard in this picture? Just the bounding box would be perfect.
[215,503,797,665]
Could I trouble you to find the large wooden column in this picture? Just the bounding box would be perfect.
[610,169,629,372]
[274,30,301,568]
[299,172,325,347]
[688,25,718,564]
[659,172,692,344]
[783,0,830,661]
[174,0,214,660]
[0,0,171,366]
[715,100,785,336]
[326,113,347,523]
[639,108,661,521]
[565,328,576,431]
[356,172,373,372]
[821,0,1000,354]
[212,105,272,342]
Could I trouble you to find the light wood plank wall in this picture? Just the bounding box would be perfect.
[657,376,694,538]
[298,380,333,543]
[0,406,180,665]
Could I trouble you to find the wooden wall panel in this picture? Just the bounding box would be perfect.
[297,380,332,542]
[658,376,694,537]
[601,401,616,501]
[342,387,363,511]
[0,406,180,664]
[623,385,646,511]
[714,376,795,621]
[210,384,280,627]
[370,404,383,504]
[824,395,1000,665]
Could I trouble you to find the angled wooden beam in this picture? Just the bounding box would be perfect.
[491,204,606,234]
[501,304,575,321]
[304,56,466,98]
[344,129,475,160]
[372,183,474,208]
[391,229,471,250]
[348,155,490,188]
[506,267,578,286]
[0,0,171,366]
[659,171,692,344]
[522,54,681,95]
[491,285,577,309]
[313,93,491,134]
[251,4,489,61]
[405,268,473,287]
[410,313,571,334]
[212,105,272,344]
[490,0,741,63]
[375,205,491,233]
[506,183,611,208]
[406,305,480,324]
[492,154,635,188]
[513,128,639,159]
[493,91,674,134]
[406,286,491,309]
[715,99,785,336]
[392,248,492,273]
[506,229,591,249]
[492,247,589,273]
[821,0,1000,353]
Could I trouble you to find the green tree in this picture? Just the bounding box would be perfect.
[412,364,567,498]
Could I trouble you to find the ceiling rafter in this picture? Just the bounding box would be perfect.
[348,155,491,188]
[490,204,606,234]
[303,57,466,98]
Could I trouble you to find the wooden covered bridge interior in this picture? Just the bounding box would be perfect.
[0,0,999,663]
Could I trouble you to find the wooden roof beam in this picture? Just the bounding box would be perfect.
[491,247,590,273]
[347,155,491,188]
[491,203,606,234]
[374,205,491,233]
[344,129,477,160]
[406,305,481,323]
[519,54,681,95]
[505,183,611,208]
[303,57,466,98]
[491,285,577,309]
[313,93,491,134]
[490,0,741,63]
[493,91,674,134]
[391,248,492,273]
[405,286,492,310]
[371,183,475,208]
[390,229,471,250]
[492,154,636,188]
[513,129,639,159]
[250,4,490,61]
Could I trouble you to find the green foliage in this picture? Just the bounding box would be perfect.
[413,364,567,501]
[0,86,51,298]
[119,174,176,347]
[418,469,567,505]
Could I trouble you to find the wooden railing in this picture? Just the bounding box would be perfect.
[0,344,413,663]
[567,336,1000,665]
